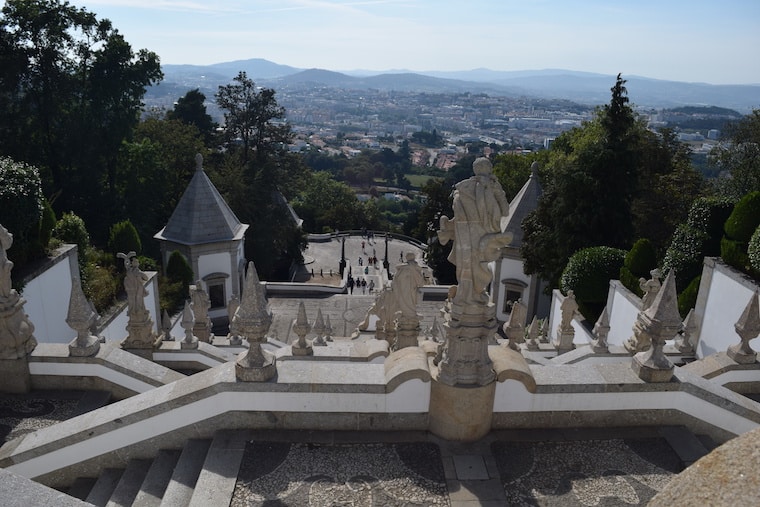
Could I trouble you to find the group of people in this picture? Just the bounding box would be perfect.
[347,275,374,295]
[357,255,380,269]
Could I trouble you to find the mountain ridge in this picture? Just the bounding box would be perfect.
[158,58,760,112]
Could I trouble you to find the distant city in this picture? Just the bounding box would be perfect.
[144,59,755,173]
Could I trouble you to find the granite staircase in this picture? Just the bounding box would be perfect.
[64,430,247,507]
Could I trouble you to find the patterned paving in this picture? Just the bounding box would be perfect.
[231,441,449,506]
[492,438,682,506]
[0,394,80,444]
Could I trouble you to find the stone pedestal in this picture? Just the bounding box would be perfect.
[0,358,32,393]
[68,335,100,357]
[394,318,420,350]
[193,320,212,343]
[554,330,576,355]
[236,347,276,382]
[122,310,156,350]
[180,335,199,349]
[292,342,313,356]
[428,378,495,441]
[437,302,496,386]
[727,343,757,365]
[631,345,674,382]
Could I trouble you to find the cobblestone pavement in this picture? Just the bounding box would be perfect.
[0,392,84,444]
[230,431,683,507]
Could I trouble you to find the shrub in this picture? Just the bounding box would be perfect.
[560,246,626,321]
[686,196,734,255]
[662,223,709,290]
[82,263,118,314]
[53,212,91,263]
[721,236,750,272]
[678,276,701,318]
[108,220,142,256]
[165,250,194,286]
[159,277,188,315]
[749,225,760,275]
[724,191,760,242]
[36,198,56,254]
[620,238,657,296]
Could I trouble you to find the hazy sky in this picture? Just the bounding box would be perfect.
[5,0,760,84]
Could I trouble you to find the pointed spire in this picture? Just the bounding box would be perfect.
[644,270,682,329]
[526,315,540,351]
[66,276,100,356]
[324,314,333,342]
[313,308,326,346]
[237,261,272,329]
[727,292,760,364]
[676,308,696,353]
[591,307,610,353]
[291,301,313,355]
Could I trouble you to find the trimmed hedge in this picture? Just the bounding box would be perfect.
[721,236,750,272]
[724,191,760,242]
[678,276,701,318]
[0,156,44,264]
[109,220,142,256]
[662,223,710,290]
[749,225,760,274]
[686,196,734,254]
[53,212,91,262]
[620,238,657,296]
[561,246,626,321]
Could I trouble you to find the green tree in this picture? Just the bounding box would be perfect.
[710,109,760,200]
[0,0,162,241]
[166,88,216,144]
[414,178,456,284]
[108,220,142,256]
[292,171,364,232]
[522,75,641,288]
[0,156,43,264]
[215,71,291,164]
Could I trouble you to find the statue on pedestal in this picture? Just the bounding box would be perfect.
[190,280,212,342]
[392,252,426,349]
[0,224,37,360]
[435,158,512,386]
[117,251,156,349]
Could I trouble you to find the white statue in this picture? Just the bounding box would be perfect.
[393,252,426,320]
[118,251,148,316]
[639,268,662,310]
[438,157,511,306]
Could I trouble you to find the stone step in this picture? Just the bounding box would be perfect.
[158,439,212,507]
[85,468,123,507]
[132,449,182,507]
[659,425,711,467]
[105,458,151,507]
[189,430,249,507]
[66,477,97,501]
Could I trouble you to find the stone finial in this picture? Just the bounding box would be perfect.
[727,292,760,364]
[291,301,313,356]
[235,262,276,380]
[526,315,540,351]
[66,276,100,357]
[161,310,173,341]
[195,153,203,172]
[591,307,610,354]
[676,308,696,354]
[631,270,680,382]
[324,314,333,342]
[312,308,327,346]
[180,301,198,349]
[504,299,527,351]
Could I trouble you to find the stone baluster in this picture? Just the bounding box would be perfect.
[631,270,681,382]
[292,301,313,356]
[727,292,760,364]
[234,262,276,381]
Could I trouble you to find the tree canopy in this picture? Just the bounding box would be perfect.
[709,109,760,201]
[0,0,162,240]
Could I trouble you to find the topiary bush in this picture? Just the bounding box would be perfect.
[678,276,701,318]
[686,196,734,255]
[108,220,142,256]
[724,191,760,242]
[749,225,760,275]
[620,238,657,296]
[165,250,194,286]
[560,246,626,322]
[53,212,91,263]
[721,236,750,272]
[662,223,710,290]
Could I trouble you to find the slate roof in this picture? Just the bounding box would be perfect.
[155,156,247,245]
[502,162,542,249]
